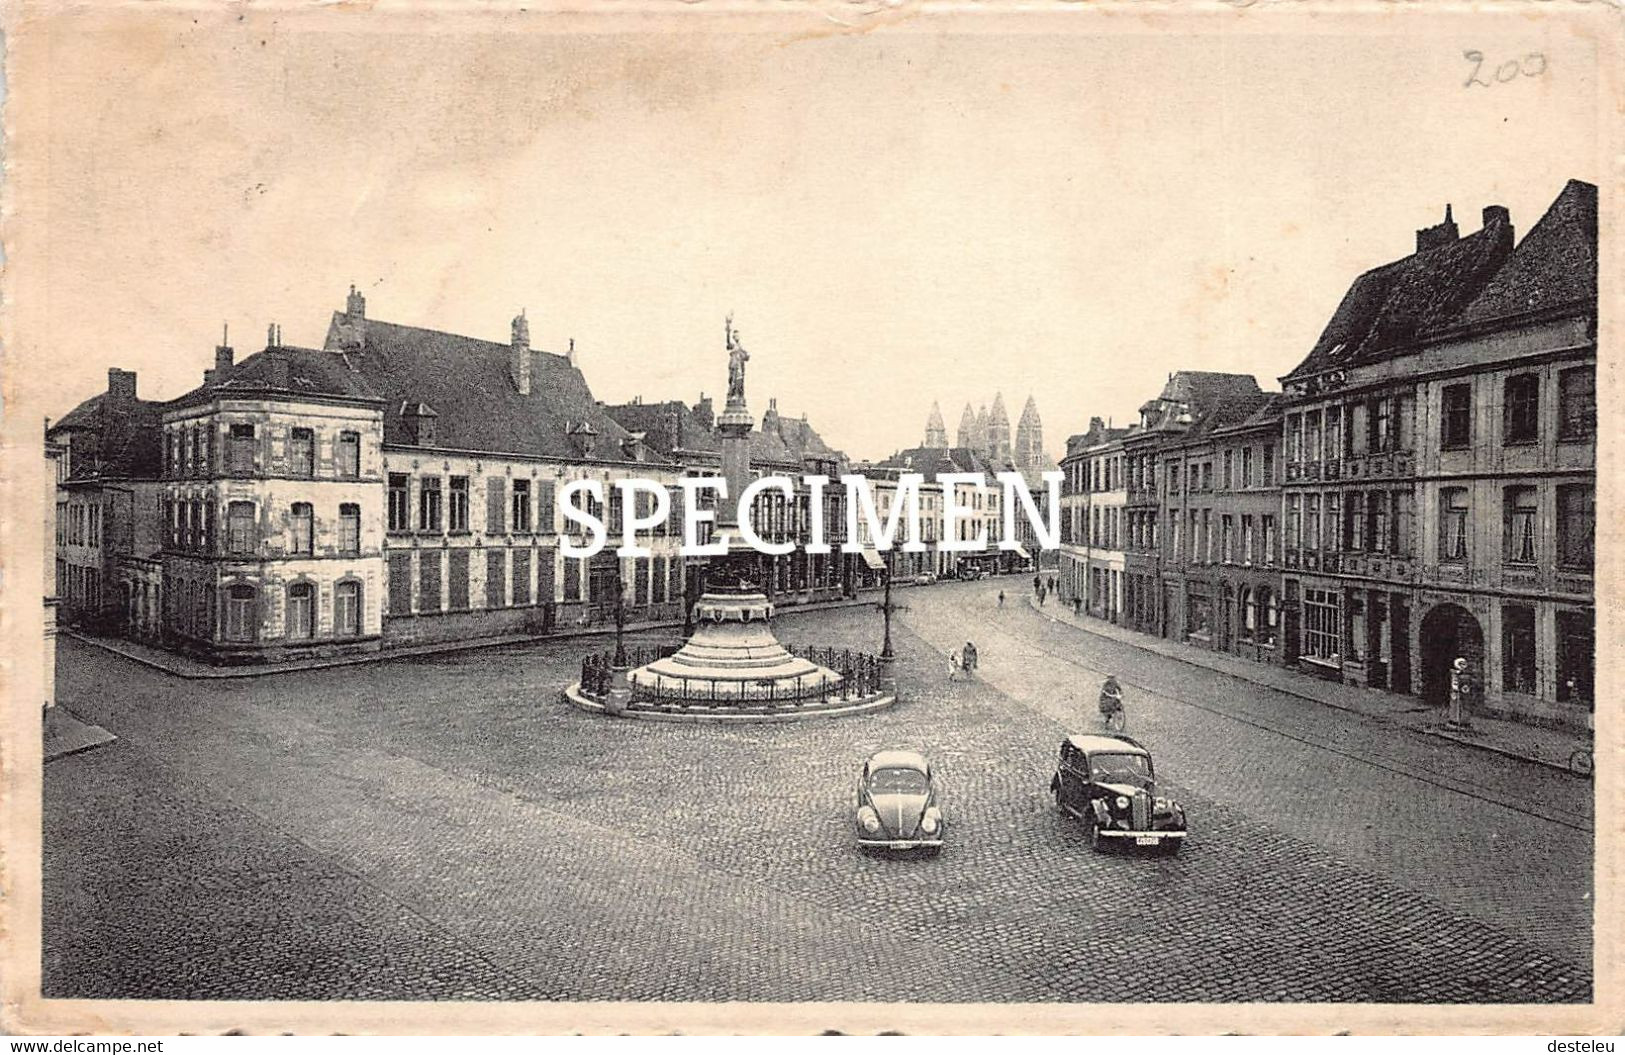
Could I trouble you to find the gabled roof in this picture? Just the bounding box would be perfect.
[1456,179,1596,328]
[326,315,658,463]
[169,346,383,410]
[1283,207,1515,381]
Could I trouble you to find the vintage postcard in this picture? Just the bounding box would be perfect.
[1,0,1619,1037]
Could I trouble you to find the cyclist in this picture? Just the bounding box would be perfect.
[1098,675,1126,732]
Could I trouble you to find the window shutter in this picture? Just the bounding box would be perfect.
[487,478,506,534]
[535,481,555,534]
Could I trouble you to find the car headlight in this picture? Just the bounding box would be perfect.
[921,810,940,834]
[1115,796,1130,810]
[858,806,881,833]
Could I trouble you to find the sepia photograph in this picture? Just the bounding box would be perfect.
[0,0,1617,1037]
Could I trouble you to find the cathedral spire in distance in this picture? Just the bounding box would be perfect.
[924,401,948,448]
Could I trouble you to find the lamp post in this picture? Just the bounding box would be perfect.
[875,549,907,695]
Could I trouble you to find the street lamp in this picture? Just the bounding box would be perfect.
[875,548,907,661]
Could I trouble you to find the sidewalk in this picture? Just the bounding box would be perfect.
[1027,595,1592,776]
[44,706,116,762]
[64,593,882,681]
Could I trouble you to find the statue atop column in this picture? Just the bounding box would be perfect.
[726,313,749,403]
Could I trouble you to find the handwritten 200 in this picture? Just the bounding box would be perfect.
[1463,50,1547,87]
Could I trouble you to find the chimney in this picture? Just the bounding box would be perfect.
[346,283,366,319]
[510,310,531,395]
[1089,416,1105,434]
[567,337,577,368]
[107,368,137,406]
[1480,204,1515,250]
[264,348,290,389]
[215,322,235,376]
[1415,203,1460,253]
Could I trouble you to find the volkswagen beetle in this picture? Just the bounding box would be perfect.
[1050,734,1186,854]
[855,750,944,855]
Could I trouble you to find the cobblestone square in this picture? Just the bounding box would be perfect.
[44,582,1592,1003]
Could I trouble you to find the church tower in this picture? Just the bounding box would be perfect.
[924,402,948,448]
[986,393,1011,465]
[1015,395,1043,475]
[956,404,978,450]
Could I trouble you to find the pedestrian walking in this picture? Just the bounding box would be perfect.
[962,641,978,677]
[948,650,961,681]
[1033,574,1041,594]
[998,590,1005,608]
[1073,596,1082,617]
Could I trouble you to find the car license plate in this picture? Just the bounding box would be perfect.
[1135,836,1159,846]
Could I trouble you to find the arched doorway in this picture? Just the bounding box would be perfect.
[1419,603,1484,706]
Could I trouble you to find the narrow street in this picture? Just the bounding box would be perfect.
[43,581,1592,1002]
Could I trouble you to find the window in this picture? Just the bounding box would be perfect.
[290,503,314,555]
[1503,375,1540,444]
[339,503,360,555]
[1204,510,1215,563]
[228,501,256,555]
[1306,412,1322,464]
[334,581,360,636]
[1346,491,1364,551]
[1305,495,1320,552]
[1286,496,1301,551]
[1302,588,1341,661]
[1262,443,1276,486]
[290,428,314,476]
[388,552,413,616]
[1222,452,1233,491]
[419,476,442,532]
[486,478,506,535]
[1441,385,1471,449]
[229,424,257,474]
[1555,610,1593,706]
[1262,515,1277,565]
[1370,397,1392,453]
[1439,488,1468,562]
[1501,605,1536,695]
[1326,406,1344,460]
[486,549,506,608]
[1558,366,1596,441]
[1168,464,1179,495]
[1221,515,1234,563]
[1557,485,1593,570]
[224,584,256,642]
[1287,414,1303,462]
[1502,487,1537,564]
[449,476,469,532]
[1325,494,1339,552]
[337,432,361,478]
[388,474,410,532]
[1201,462,1213,491]
[287,583,314,640]
[1370,492,1388,554]
[1240,515,1254,564]
[1241,447,1253,488]
[1258,586,1278,646]
[202,502,215,553]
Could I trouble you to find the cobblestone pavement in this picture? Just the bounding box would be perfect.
[44,580,1592,1003]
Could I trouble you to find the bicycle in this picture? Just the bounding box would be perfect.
[1098,693,1126,733]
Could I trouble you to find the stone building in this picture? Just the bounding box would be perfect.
[160,332,389,662]
[1202,396,1285,665]
[603,393,855,604]
[323,293,688,646]
[1278,180,1595,729]
[46,368,165,636]
[1152,373,1271,652]
[1057,417,1135,622]
[877,445,1014,575]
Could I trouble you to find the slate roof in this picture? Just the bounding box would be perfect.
[603,398,846,471]
[1282,207,1516,381]
[48,393,165,479]
[169,346,383,410]
[1456,179,1596,327]
[877,446,1000,476]
[1211,392,1284,437]
[325,316,662,464]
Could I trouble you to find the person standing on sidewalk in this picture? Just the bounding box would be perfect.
[962,641,978,678]
[998,589,1006,608]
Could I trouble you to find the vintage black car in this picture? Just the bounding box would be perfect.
[855,750,944,855]
[1049,734,1186,853]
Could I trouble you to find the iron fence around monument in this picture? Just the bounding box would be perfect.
[576,644,885,705]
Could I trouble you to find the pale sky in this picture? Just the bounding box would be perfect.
[16,9,1605,462]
